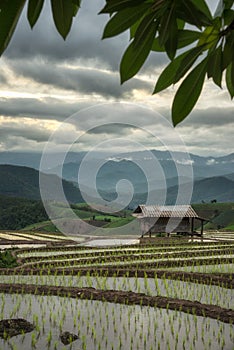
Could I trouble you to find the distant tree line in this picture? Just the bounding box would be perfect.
[0,196,48,230]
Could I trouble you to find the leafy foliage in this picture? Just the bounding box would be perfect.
[0,195,48,230]
[0,0,233,124]
[0,250,18,268]
[101,0,234,125]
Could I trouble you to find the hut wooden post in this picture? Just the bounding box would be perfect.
[191,217,194,234]
[201,220,204,236]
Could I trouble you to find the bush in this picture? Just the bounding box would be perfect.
[0,250,17,268]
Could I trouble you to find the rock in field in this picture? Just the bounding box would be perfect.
[60,331,79,345]
[0,318,34,339]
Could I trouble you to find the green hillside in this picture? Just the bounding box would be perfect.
[192,202,234,230]
[0,195,48,230]
[1,195,233,233]
[0,164,84,203]
[22,202,132,233]
[17,202,234,234]
[0,193,133,232]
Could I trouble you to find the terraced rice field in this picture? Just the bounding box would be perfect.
[0,231,85,250]
[0,236,233,349]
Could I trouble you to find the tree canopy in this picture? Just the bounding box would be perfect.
[0,0,233,125]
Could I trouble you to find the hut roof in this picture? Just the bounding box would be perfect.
[133,205,199,218]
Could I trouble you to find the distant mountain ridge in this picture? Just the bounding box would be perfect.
[0,150,234,177]
[0,164,83,203]
[166,176,234,205]
[0,164,233,208]
[44,151,234,189]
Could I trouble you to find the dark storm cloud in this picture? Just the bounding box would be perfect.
[0,124,50,143]
[5,0,166,76]
[181,107,234,127]
[0,97,92,121]
[84,123,134,135]
[0,72,7,84]
[68,102,162,132]
[9,59,152,99]
[5,0,127,71]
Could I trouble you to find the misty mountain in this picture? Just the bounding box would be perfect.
[42,150,234,187]
[0,165,83,203]
[166,176,234,205]
[225,173,234,181]
[0,149,234,208]
[0,164,233,210]
[1,151,234,182]
[100,176,234,208]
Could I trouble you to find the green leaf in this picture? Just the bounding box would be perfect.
[27,0,44,28]
[158,4,176,47]
[214,0,224,18]
[207,45,223,87]
[164,17,178,60]
[226,62,234,98]
[72,0,81,5]
[172,57,208,126]
[176,30,201,48]
[100,0,145,14]
[224,9,234,26]
[0,0,26,56]
[153,50,190,93]
[214,0,232,17]
[224,0,234,9]
[151,38,164,52]
[51,0,74,39]
[197,25,220,49]
[120,16,158,83]
[190,0,212,20]
[152,30,201,52]
[130,19,141,39]
[153,46,205,94]
[133,13,158,49]
[179,0,212,28]
[223,32,234,69]
[73,5,79,17]
[177,19,185,30]
[175,45,205,82]
[102,4,150,39]
[72,1,81,17]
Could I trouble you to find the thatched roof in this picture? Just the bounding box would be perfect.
[133,205,199,218]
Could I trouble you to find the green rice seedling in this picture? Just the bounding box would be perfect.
[3,329,8,341]
[81,335,87,350]
[33,313,40,332]
[31,332,37,348]
[20,329,26,343]
[9,341,18,350]
[221,336,226,349]
[46,329,52,347]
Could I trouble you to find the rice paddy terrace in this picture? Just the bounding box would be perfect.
[0,233,233,349]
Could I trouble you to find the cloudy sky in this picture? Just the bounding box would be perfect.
[0,0,233,157]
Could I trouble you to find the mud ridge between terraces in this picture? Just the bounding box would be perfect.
[1,267,233,289]
[0,283,233,324]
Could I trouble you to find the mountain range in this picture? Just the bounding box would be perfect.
[0,164,83,204]
[0,150,233,207]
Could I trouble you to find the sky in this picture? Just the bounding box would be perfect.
[0,0,233,157]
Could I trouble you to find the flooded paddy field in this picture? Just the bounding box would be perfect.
[0,236,233,349]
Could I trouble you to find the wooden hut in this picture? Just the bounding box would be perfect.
[133,205,206,237]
